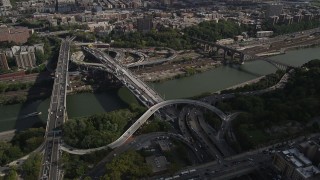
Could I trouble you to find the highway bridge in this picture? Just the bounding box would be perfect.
[39,37,72,180]
[83,47,164,108]
[192,37,294,69]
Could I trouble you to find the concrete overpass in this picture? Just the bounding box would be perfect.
[39,37,72,180]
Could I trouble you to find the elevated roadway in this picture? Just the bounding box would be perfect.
[83,47,163,107]
[39,37,72,180]
[60,99,226,154]
[127,48,177,68]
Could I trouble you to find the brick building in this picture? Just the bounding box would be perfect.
[0,52,9,70]
[0,26,31,44]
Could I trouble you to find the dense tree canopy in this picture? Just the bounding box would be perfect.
[104,150,151,180]
[61,150,110,179]
[63,109,142,148]
[263,19,320,36]
[109,27,193,50]
[0,128,44,166]
[3,168,18,180]
[219,59,320,150]
[139,119,171,134]
[21,153,42,180]
[184,20,247,42]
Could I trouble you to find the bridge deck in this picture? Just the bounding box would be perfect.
[40,38,71,180]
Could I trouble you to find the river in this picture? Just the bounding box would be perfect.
[0,88,138,132]
[0,47,319,132]
[150,47,320,99]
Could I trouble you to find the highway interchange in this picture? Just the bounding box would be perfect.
[4,28,317,179]
[59,45,294,179]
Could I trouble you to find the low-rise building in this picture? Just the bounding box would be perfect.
[273,147,320,180]
[256,31,273,38]
[145,155,169,173]
[157,140,171,152]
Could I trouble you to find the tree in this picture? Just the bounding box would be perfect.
[35,50,45,65]
[63,109,137,148]
[4,168,18,180]
[26,34,42,45]
[21,153,42,180]
[105,150,151,179]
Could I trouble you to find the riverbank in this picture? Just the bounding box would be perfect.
[137,60,221,82]
[215,76,265,93]
[0,130,15,142]
[1,46,319,132]
[282,42,320,52]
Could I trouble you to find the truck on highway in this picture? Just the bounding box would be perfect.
[128,85,135,90]
[172,175,180,179]
[134,89,141,95]
[180,170,189,175]
[140,95,148,102]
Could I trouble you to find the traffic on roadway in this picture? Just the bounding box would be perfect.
[39,37,74,180]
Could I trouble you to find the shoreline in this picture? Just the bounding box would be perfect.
[137,61,222,83]
[215,76,266,94]
[0,130,16,142]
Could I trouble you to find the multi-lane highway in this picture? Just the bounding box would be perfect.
[83,47,164,107]
[153,152,272,180]
[39,38,72,180]
[86,132,200,178]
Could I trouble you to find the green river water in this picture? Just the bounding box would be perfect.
[0,47,319,132]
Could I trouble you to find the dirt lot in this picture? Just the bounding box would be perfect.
[133,56,221,82]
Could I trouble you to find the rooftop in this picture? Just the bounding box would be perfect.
[145,155,168,173]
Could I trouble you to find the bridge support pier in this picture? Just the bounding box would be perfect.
[240,54,245,64]
[231,52,235,61]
